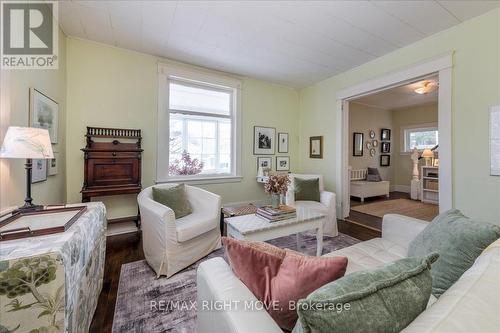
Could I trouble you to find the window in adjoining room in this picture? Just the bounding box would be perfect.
[403,126,439,152]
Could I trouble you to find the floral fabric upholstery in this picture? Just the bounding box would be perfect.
[0,202,107,333]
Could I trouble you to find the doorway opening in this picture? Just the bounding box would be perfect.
[347,76,440,231]
[334,54,453,235]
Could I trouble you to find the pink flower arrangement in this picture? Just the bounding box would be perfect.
[264,174,290,195]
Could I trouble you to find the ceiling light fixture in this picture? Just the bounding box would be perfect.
[414,81,437,95]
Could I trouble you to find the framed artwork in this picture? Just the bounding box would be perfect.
[309,136,323,158]
[278,132,289,153]
[491,106,500,176]
[276,156,290,171]
[369,130,375,139]
[352,133,363,157]
[257,157,272,171]
[370,148,376,157]
[380,154,391,167]
[381,142,391,153]
[32,159,47,183]
[48,152,59,176]
[381,128,391,141]
[30,88,59,143]
[254,126,275,155]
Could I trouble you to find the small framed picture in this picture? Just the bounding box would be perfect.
[381,128,391,141]
[310,136,323,158]
[380,154,391,167]
[257,157,272,171]
[254,126,275,155]
[30,88,59,143]
[32,159,47,183]
[276,156,290,171]
[381,142,391,153]
[48,152,59,176]
[278,132,289,153]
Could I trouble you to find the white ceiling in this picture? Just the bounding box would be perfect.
[352,76,439,110]
[58,1,500,88]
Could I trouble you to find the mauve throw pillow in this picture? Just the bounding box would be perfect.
[222,237,348,331]
[366,167,382,182]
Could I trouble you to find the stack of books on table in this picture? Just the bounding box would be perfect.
[256,205,297,222]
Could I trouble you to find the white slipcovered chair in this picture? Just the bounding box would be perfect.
[285,174,338,236]
[138,184,222,278]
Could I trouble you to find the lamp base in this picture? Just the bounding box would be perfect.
[13,204,44,214]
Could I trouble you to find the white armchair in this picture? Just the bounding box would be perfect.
[285,174,338,236]
[138,184,222,278]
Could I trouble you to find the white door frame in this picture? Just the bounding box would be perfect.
[335,52,453,218]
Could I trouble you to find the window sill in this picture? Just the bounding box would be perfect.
[156,175,243,185]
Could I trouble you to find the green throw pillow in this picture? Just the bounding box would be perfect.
[292,253,438,333]
[294,178,320,202]
[408,209,500,297]
[152,184,192,219]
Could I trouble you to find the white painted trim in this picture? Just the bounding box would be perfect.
[337,52,453,100]
[336,53,453,218]
[157,175,243,185]
[156,63,242,183]
[438,67,452,211]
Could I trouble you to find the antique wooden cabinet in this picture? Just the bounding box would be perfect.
[81,127,143,225]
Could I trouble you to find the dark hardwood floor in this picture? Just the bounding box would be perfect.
[89,232,144,333]
[89,194,408,331]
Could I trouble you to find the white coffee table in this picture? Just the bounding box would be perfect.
[225,209,325,256]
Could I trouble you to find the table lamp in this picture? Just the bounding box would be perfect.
[0,126,54,212]
[421,148,434,166]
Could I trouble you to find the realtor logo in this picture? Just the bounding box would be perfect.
[1,1,58,69]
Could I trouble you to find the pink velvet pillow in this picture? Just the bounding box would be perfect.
[222,237,348,331]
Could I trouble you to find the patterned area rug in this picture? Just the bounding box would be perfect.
[351,198,439,221]
[112,232,360,333]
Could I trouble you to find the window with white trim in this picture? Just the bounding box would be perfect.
[157,65,241,183]
[403,126,439,152]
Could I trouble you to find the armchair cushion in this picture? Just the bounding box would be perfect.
[152,184,192,219]
[176,212,219,242]
[294,177,320,202]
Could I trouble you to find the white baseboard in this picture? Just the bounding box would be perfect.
[391,185,411,193]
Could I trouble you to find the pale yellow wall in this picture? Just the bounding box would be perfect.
[392,103,438,188]
[299,9,500,224]
[65,38,299,219]
[348,103,393,183]
[0,28,67,212]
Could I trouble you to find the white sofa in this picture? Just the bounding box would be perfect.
[138,184,221,278]
[285,173,338,236]
[196,215,500,333]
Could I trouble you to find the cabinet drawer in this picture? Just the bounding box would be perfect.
[86,151,139,159]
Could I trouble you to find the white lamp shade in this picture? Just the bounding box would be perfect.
[421,149,434,158]
[0,126,54,159]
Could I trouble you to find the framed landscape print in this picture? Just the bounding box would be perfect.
[381,128,391,141]
[380,154,391,167]
[30,88,59,143]
[310,136,323,158]
[278,132,289,153]
[381,142,391,153]
[32,159,47,183]
[48,152,59,176]
[491,106,500,176]
[257,157,272,171]
[276,156,290,171]
[254,126,275,155]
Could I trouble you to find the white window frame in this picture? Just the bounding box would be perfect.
[157,63,242,184]
[400,122,439,153]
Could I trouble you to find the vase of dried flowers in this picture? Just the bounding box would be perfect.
[264,175,290,208]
